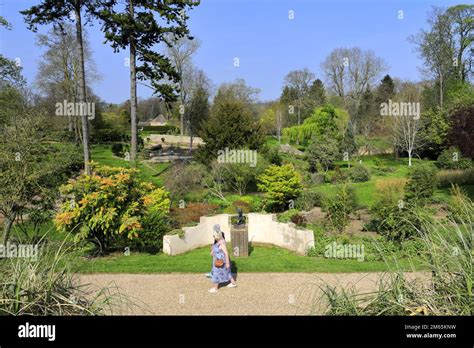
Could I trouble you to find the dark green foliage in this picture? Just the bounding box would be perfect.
[341,125,357,157]
[447,105,474,159]
[140,125,179,134]
[196,98,264,163]
[436,147,473,169]
[262,146,282,165]
[375,74,395,104]
[294,190,324,211]
[349,163,371,182]
[307,134,340,172]
[94,0,199,101]
[92,128,130,143]
[111,143,124,157]
[367,202,431,242]
[404,164,438,204]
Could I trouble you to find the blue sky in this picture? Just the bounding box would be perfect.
[0,0,466,103]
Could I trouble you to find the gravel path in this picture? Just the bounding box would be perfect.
[78,272,423,315]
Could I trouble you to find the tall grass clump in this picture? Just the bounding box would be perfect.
[316,192,473,316]
[0,236,130,315]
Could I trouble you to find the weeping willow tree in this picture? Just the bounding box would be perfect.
[283,104,349,143]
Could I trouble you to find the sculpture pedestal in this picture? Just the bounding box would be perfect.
[230,224,249,257]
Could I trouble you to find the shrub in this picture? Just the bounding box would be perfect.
[294,190,324,211]
[368,179,431,242]
[92,128,129,143]
[111,143,124,157]
[54,164,170,254]
[164,162,207,202]
[277,209,307,227]
[404,164,438,205]
[349,163,371,182]
[169,202,219,228]
[330,166,348,183]
[323,184,357,233]
[140,125,179,134]
[372,165,396,176]
[368,202,431,242]
[263,146,282,165]
[257,164,302,212]
[436,147,472,169]
[438,168,474,188]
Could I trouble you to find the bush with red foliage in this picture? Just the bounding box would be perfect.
[170,202,219,228]
[448,105,474,159]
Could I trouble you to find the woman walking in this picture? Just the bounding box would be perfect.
[208,224,237,293]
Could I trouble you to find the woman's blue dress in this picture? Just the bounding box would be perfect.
[211,241,232,284]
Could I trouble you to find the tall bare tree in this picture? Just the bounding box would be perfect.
[283,68,315,125]
[35,23,98,140]
[322,47,386,133]
[22,0,96,174]
[165,35,201,136]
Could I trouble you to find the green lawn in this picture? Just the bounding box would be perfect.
[91,145,170,186]
[310,155,468,207]
[72,243,423,274]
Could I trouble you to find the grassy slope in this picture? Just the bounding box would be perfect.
[72,244,422,274]
[91,145,170,186]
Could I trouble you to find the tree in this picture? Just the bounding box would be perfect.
[410,7,455,108]
[283,104,349,144]
[446,5,474,83]
[376,75,396,104]
[307,134,341,172]
[283,68,315,125]
[447,105,474,159]
[165,35,201,136]
[0,110,82,243]
[322,47,387,133]
[96,0,199,164]
[259,102,285,143]
[35,23,98,138]
[307,78,327,108]
[22,0,96,174]
[257,164,302,212]
[196,91,263,163]
[0,16,26,126]
[187,75,210,150]
[280,85,298,126]
[390,113,425,166]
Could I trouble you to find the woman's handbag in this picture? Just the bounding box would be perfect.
[214,259,224,268]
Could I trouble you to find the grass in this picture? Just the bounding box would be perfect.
[91,145,170,186]
[72,243,423,274]
[310,155,474,207]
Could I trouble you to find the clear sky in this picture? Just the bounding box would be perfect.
[0,0,466,103]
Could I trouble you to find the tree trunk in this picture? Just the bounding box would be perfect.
[129,0,138,165]
[74,6,91,175]
[408,150,412,166]
[439,74,444,108]
[2,212,16,244]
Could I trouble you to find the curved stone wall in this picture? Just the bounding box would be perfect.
[163,213,314,256]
